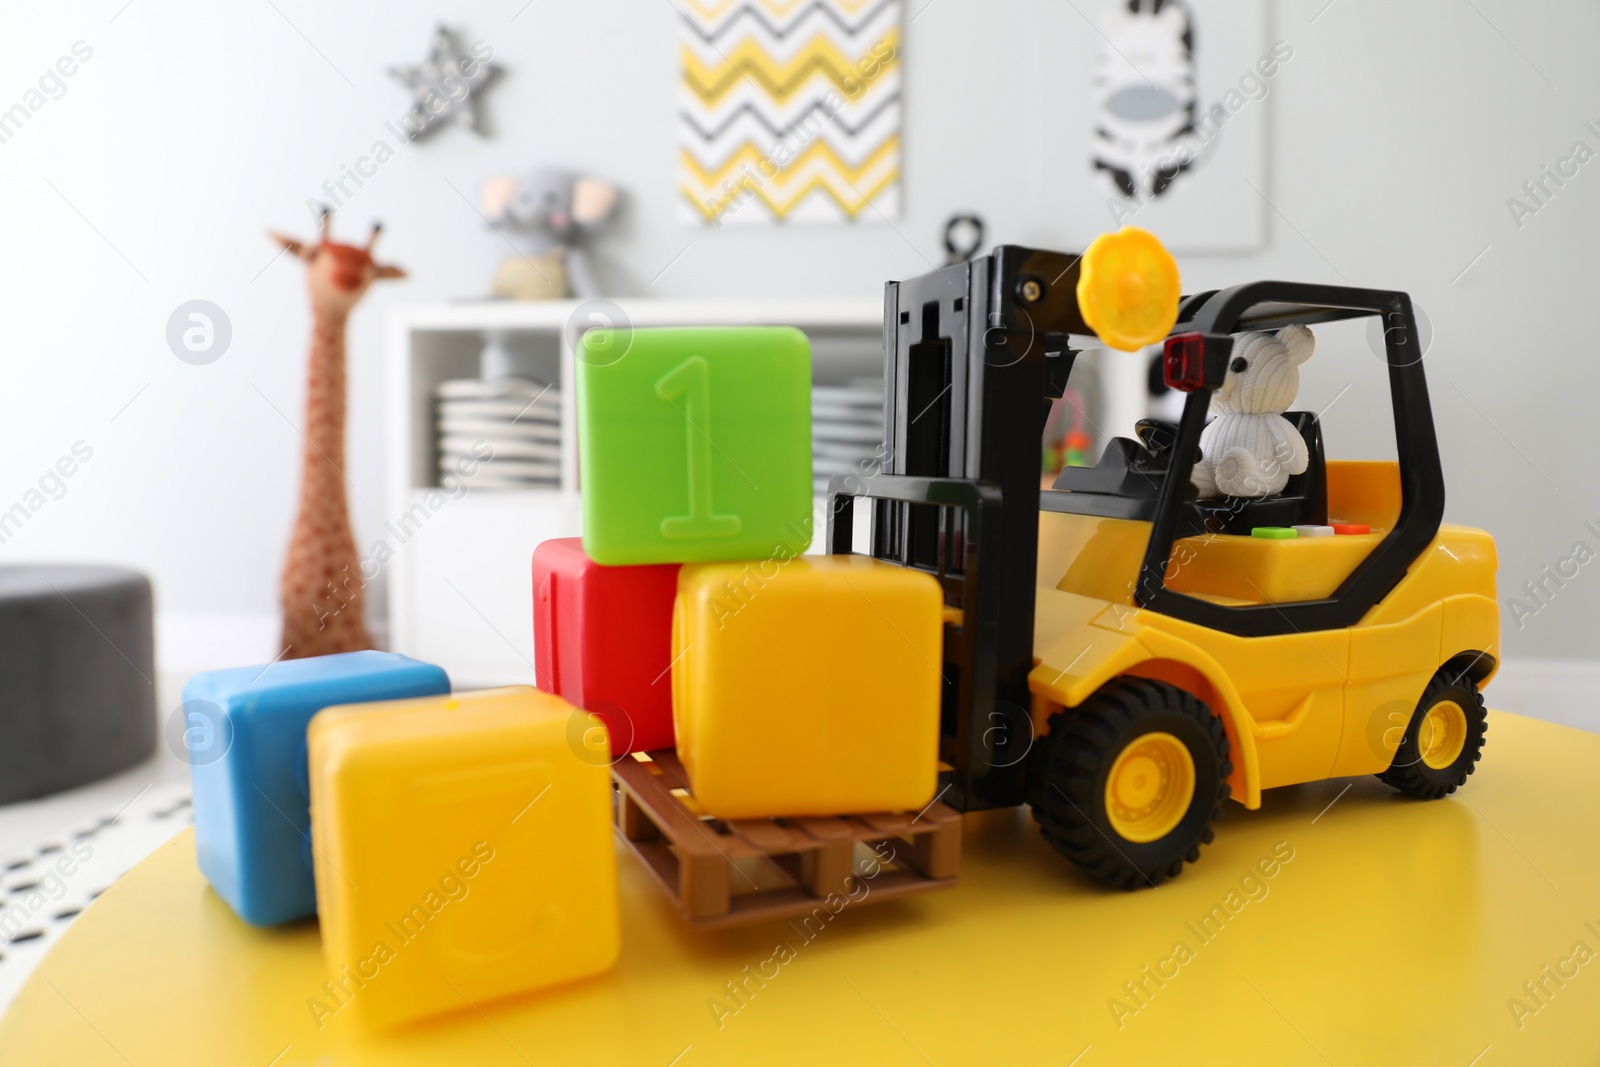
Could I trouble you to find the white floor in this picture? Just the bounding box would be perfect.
[0,657,1591,1015]
[1477,658,1600,734]
[0,768,192,1010]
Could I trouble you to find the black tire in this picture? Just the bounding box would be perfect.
[1027,678,1231,889]
[1378,668,1488,799]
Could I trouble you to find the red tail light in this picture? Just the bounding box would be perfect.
[1162,332,1229,391]
[1163,332,1207,391]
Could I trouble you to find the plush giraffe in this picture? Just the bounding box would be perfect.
[269,213,405,659]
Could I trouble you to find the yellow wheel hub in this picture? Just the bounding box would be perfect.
[1418,699,1469,770]
[1076,226,1181,352]
[1104,731,1196,843]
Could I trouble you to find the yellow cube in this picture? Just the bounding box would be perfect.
[673,555,944,818]
[306,686,619,1029]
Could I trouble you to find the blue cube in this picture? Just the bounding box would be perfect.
[182,651,450,926]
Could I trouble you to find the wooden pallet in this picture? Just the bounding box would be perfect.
[611,750,961,928]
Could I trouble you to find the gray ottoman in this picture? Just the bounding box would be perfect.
[0,566,156,802]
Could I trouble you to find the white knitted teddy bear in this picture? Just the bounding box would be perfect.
[1191,324,1314,499]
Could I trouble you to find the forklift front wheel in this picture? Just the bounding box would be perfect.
[1378,668,1488,799]
[1028,678,1231,889]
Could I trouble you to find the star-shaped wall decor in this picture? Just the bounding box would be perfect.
[388,25,499,140]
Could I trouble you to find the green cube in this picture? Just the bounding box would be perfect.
[576,326,813,565]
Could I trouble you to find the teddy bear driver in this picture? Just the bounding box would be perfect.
[1190,325,1315,501]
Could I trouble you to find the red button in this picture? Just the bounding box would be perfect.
[1331,523,1370,535]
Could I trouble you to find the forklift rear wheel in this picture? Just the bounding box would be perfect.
[1378,668,1488,799]
[1028,678,1231,889]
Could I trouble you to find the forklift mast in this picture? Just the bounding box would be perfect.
[828,246,1096,812]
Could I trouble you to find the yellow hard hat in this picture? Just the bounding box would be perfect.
[1077,227,1181,352]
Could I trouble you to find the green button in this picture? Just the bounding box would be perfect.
[577,326,814,565]
[1251,526,1297,540]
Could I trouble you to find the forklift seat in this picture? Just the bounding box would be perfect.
[1050,411,1327,534]
[1196,410,1327,534]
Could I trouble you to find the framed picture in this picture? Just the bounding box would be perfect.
[678,0,903,227]
[1041,0,1274,251]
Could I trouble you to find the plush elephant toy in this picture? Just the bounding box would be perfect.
[1191,324,1315,500]
[480,169,620,300]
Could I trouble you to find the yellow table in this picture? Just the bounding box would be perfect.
[4,710,1598,1065]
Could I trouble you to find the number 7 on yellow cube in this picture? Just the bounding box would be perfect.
[306,686,619,1029]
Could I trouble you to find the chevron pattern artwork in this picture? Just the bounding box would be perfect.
[678,0,902,226]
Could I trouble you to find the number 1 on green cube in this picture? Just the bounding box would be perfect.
[655,356,741,540]
[576,326,814,566]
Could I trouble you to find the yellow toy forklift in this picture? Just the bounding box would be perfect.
[827,231,1498,888]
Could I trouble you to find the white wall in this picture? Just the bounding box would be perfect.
[1,0,1596,669]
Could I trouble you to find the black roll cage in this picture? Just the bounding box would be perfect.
[1119,281,1444,636]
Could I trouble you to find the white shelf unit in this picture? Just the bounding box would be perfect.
[385,298,884,686]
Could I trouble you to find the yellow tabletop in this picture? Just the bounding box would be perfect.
[3,710,1598,1065]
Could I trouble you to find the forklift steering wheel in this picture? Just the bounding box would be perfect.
[1134,418,1179,462]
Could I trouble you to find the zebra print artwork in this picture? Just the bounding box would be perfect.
[1091,0,1201,203]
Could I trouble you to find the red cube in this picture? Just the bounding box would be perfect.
[532,538,680,756]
